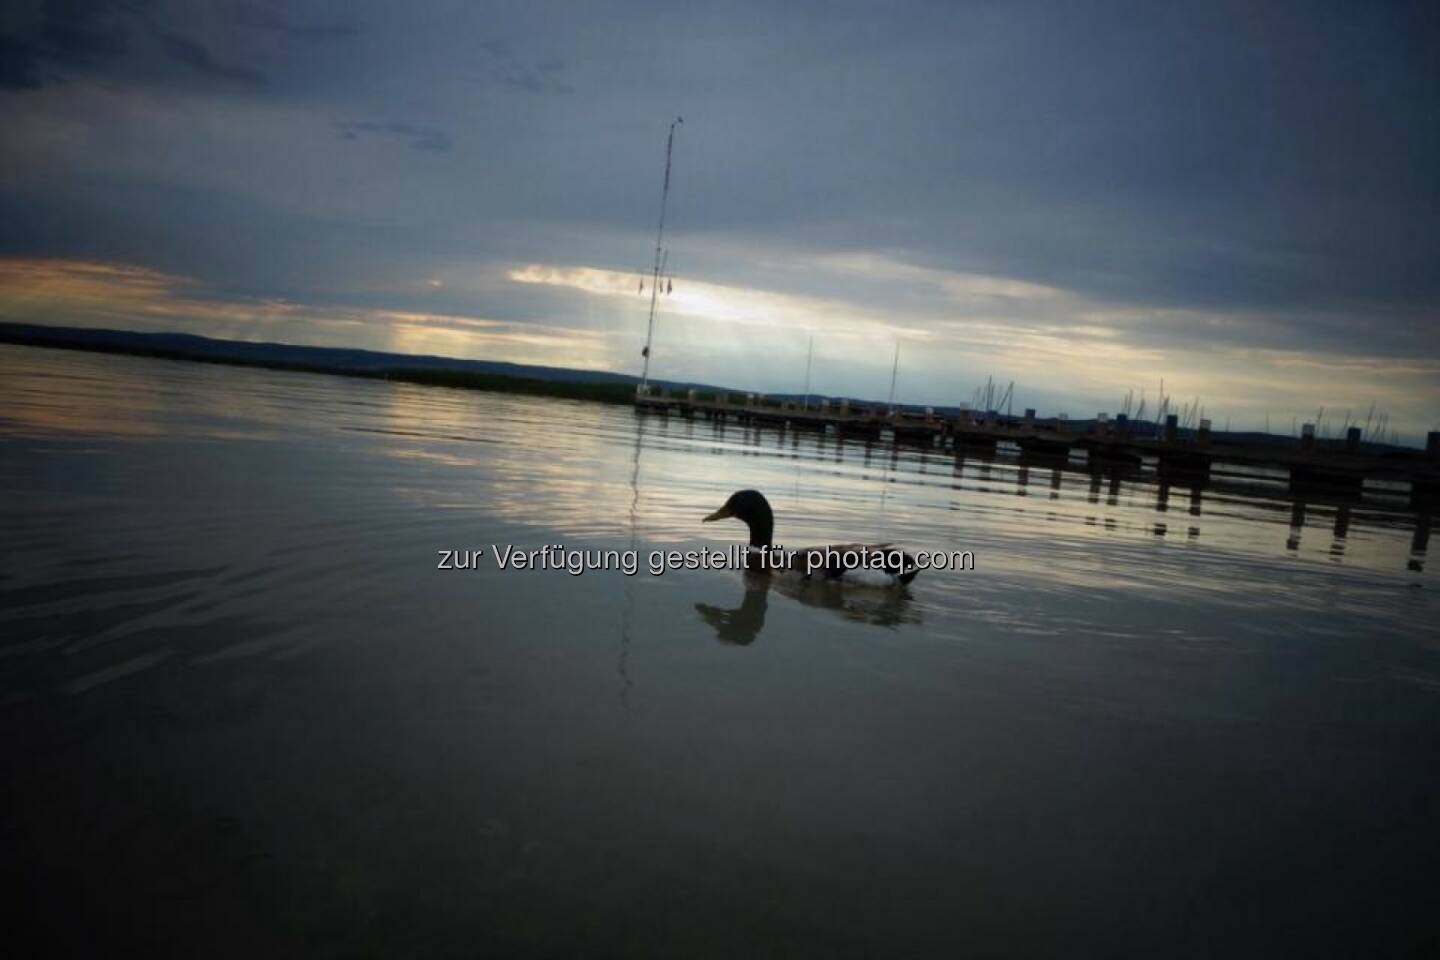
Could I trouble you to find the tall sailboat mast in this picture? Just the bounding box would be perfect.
[887,342,900,414]
[639,116,683,393]
[802,335,814,410]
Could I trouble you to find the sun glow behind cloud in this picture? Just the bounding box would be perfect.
[508,263,935,341]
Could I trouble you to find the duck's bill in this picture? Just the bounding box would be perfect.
[702,505,733,523]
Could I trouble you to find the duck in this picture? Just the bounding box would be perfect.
[702,489,919,586]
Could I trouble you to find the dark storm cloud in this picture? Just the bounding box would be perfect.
[0,0,135,89]
[0,34,45,88]
[726,0,1439,316]
[0,0,360,92]
[0,0,263,89]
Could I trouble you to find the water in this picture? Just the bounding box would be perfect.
[2,343,1436,957]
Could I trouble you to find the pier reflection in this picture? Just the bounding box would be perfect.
[1330,505,1351,561]
[624,409,1427,576]
[1287,500,1306,552]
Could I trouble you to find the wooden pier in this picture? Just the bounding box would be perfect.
[634,389,1440,505]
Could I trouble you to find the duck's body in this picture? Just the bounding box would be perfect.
[703,490,919,587]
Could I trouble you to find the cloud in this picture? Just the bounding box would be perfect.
[152,28,265,87]
[508,262,934,342]
[0,0,272,90]
[337,120,453,152]
[0,0,360,94]
[0,0,133,89]
[0,34,45,89]
[477,37,573,94]
[0,257,613,368]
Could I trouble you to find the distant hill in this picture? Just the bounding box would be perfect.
[0,321,724,404]
[0,321,636,383]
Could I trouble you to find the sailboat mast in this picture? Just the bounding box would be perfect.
[887,342,899,414]
[803,335,813,410]
[639,116,683,393]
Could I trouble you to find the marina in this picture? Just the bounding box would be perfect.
[635,388,1440,505]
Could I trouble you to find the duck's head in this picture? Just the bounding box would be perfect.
[703,489,774,548]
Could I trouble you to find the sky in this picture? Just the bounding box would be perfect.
[1,0,1437,440]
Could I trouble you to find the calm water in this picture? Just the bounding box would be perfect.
[2,343,1437,957]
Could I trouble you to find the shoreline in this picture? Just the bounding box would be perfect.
[2,322,1431,458]
[0,323,640,406]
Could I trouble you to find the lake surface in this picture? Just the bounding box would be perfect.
[2,343,1436,957]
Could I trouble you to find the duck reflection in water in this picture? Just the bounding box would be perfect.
[695,570,921,645]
